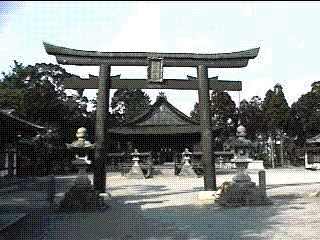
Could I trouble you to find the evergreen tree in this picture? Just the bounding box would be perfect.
[0,61,91,142]
[238,96,265,141]
[110,89,151,122]
[261,83,290,167]
[211,92,237,148]
[189,91,237,149]
[190,91,237,127]
[262,84,290,135]
[291,87,320,140]
[190,102,200,122]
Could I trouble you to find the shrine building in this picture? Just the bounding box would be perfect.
[108,93,221,164]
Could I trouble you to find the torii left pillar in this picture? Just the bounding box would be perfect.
[93,65,111,193]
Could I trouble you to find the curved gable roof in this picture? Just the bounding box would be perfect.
[0,109,46,133]
[122,96,199,127]
[108,95,221,135]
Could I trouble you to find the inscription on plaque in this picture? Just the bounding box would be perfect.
[147,57,163,83]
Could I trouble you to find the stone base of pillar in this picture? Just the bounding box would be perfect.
[127,163,145,179]
[178,162,198,178]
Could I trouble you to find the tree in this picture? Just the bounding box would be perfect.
[291,89,320,140]
[190,102,200,122]
[261,83,291,167]
[238,96,265,141]
[211,91,237,127]
[0,61,91,142]
[262,84,290,134]
[110,89,151,122]
[190,91,237,126]
[311,81,320,93]
[189,91,237,149]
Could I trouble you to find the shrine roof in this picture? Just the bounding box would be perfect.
[123,95,198,127]
[0,109,47,143]
[108,95,220,135]
[0,109,46,133]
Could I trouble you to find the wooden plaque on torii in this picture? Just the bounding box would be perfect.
[43,42,259,192]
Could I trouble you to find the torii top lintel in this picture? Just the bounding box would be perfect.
[43,42,259,68]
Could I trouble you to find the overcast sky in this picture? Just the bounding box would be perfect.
[1,1,319,115]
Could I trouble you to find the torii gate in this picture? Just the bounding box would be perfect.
[43,42,259,192]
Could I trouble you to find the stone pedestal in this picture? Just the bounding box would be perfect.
[59,157,105,211]
[215,125,271,207]
[127,161,145,179]
[179,161,198,178]
[215,160,271,207]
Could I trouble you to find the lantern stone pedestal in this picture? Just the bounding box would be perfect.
[215,125,271,207]
[179,148,198,178]
[59,128,107,212]
[215,160,271,207]
[127,149,145,179]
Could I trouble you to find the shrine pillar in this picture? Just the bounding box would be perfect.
[94,65,111,193]
[198,65,216,191]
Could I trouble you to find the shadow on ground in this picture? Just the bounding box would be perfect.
[1,177,316,240]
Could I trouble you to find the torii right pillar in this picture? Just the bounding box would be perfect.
[198,65,216,191]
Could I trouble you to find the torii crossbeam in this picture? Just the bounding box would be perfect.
[43,42,259,192]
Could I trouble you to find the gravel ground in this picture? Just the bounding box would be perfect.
[3,168,320,239]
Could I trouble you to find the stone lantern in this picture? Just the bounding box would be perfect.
[127,149,145,179]
[131,149,140,166]
[179,148,198,178]
[182,148,192,165]
[66,127,95,186]
[229,125,254,184]
[215,125,272,207]
[59,127,105,211]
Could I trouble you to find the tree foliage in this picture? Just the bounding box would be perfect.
[190,91,237,127]
[238,96,264,141]
[291,90,320,140]
[211,91,237,127]
[261,84,290,136]
[111,89,151,122]
[190,102,200,123]
[0,61,92,141]
[189,91,237,148]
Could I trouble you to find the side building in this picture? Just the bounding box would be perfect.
[0,109,46,178]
